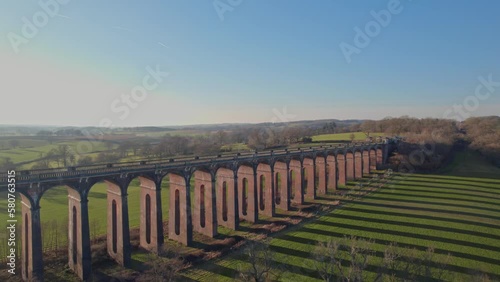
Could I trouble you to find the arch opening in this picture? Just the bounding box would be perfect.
[222,181,228,222]
[174,189,180,235]
[303,167,308,194]
[112,200,117,254]
[242,178,248,216]
[275,173,281,205]
[200,185,206,228]
[145,194,151,244]
[72,206,77,264]
[259,175,265,211]
[24,213,28,274]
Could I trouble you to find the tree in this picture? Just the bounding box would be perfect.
[143,244,184,282]
[349,133,356,143]
[311,239,341,282]
[237,239,281,282]
[8,139,19,149]
[36,130,53,136]
[216,130,228,146]
[77,156,93,166]
[311,236,374,282]
[0,157,15,171]
[57,144,73,167]
[32,159,51,170]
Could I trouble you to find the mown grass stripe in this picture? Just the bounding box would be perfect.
[357,197,500,221]
[322,212,500,242]
[367,189,500,212]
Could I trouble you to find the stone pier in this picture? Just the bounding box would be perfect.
[238,165,257,223]
[106,181,131,266]
[216,168,239,230]
[67,188,92,280]
[326,155,337,192]
[193,171,217,237]
[139,177,163,253]
[289,159,303,204]
[20,194,43,282]
[274,161,289,211]
[303,158,315,200]
[337,154,346,186]
[316,156,327,195]
[354,151,363,179]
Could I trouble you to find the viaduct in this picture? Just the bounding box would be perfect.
[0,143,389,281]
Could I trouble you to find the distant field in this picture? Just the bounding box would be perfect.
[312,132,385,142]
[0,177,201,256]
[181,151,500,281]
[220,143,250,152]
[0,138,113,168]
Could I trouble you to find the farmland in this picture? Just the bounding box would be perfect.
[181,152,500,281]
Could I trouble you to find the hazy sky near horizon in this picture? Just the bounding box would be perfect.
[0,0,499,126]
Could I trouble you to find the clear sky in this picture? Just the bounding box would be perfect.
[1,0,499,126]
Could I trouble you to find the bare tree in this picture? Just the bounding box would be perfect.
[311,239,341,282]
[142,244,185,282]
[349,133,356,143]
[8,139,19,149]
[238,240,279,282]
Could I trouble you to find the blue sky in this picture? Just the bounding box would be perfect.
[1,0,499,126]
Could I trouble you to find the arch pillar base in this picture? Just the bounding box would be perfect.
[106,181,131,266]
[20,194,44,282]
[139,177,164,253]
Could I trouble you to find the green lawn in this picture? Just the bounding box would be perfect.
[0,178,195,255]
[0,139,112,166]
[181,152,500,281]
[312,132,385,142]
[1,149,499,281]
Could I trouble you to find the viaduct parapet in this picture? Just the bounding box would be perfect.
[0,143,388,281]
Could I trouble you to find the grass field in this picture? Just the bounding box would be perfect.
[1,149,499,281]
[0,178,197,255]
[181,152,500,281]
[312,132,385,142]
[0,138,112,168]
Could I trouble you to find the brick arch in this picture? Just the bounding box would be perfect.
[273,161,289,211]
[303,158,315,199]
[165,172,193,246]
[237,165,257,223]
[326,154,337,192]
[336,153,347,186]
[257,163,274,217]
[192,169,217,237]
[354,151,363,179]
[215,168,238,230]
[362,149,371,175]
[345,151,355,181]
